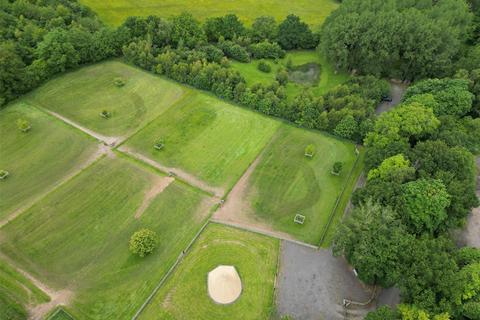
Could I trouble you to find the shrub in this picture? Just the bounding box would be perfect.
[276,69,289,85]
[304,144,315,157]
[257,61,271,73]
[100,110,111,119]
[249,41,285,59]
[129,229,158,257]
[332,162,343,175]
[16,119,31,132]
[113,77,126,87]
[218,40,250,62]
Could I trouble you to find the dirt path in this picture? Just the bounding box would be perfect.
[135,176,175,218]
[212,151,299,243]
[0,253,73,320]
[42,109,123,146]
[0,143,110,229]
[376,82,408,115]
[458,157,480,248]
[118,146,224,198]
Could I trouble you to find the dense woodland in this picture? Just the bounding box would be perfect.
[1,0,480,319]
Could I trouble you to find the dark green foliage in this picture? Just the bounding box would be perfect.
[249,41,285,59]
[457,247,480,267]
[250,16,278,42]
[334,114,357,139]
[333,201,412,287]
[218,40,250,62]
[365,306,398,320]
[432,115,480,154]
[277,15,317,50]
[321,0,473,80]
[398,236,461,316]
[170,12,206,48]
[400,179,451,234]
[0,0,122,107]
[404,78,474,116]
[204,14,245,42]
[257,61,271,73]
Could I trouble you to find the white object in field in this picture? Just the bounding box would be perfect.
[207,265,242,304]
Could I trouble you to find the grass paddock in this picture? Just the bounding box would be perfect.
[138,223,279,320]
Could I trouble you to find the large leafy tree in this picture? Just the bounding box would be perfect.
[400,178,451,234]
[333,201,412,287]
[277,14,316,50]
[398,236,462,316]
[321,0,473,80]
[403,78,474,116]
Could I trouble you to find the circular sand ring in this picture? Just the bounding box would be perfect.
[207,265,242,304]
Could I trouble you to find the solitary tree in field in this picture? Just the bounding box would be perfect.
[304,144,315,157]
[332,162,343,175]
[16,119,31,132]
[129,229,158,257]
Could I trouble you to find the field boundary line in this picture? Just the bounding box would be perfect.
[210,219,318,250]
[33,105,121,146]
[117,146,224,198]
[270,240,283,319]
[131,220,211,320]
[0,149,107,229]
[317,146,364,247]
[116,91,195,149]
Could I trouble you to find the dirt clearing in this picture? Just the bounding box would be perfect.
[135,176,175,218]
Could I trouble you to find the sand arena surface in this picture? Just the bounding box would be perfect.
[207,265,242,304]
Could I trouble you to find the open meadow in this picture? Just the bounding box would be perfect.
[243,125,359,245]
[138,223,279,320]
[0,102,97,219]
[123,91,280,192]
[80,0,339,26]
[24,61,187,138]
[0,156,214,319]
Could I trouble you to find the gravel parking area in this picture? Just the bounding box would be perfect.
[276,241,399,320]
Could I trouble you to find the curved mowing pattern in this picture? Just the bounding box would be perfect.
[25,61,187,137]
[138,224,279,320]
[245,125,357,244]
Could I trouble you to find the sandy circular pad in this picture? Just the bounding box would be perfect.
[207,265,242,304]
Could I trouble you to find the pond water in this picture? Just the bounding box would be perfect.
[288,63,321,86]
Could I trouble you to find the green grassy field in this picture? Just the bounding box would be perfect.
[47,308,75,320]
[25,61,187,137]
[0,102,97,219]
[124,91,280,191]
[80,0,339,26]
[138,223,279,320]
[244,125,358,244]
[0,156,213,319]
[0,259,50,318]
[231,50,350,99]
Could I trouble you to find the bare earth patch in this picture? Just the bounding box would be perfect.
[42,109,124,146]
[207,265,242,304]
[118,146,224,198]
[213,152,296,242]
[135,176,175,218]
[0,253,73,320]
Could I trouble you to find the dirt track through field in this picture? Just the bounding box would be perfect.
[118,146,224,198]
[212,148,297,242]
[135,176,175,218]
[0,143,110,229]
[0,253,73,320]
[42,109,123,146]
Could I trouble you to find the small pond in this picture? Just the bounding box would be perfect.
[288,63,321,86]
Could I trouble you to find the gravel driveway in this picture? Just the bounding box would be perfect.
[275,241,399,320]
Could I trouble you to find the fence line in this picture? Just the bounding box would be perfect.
[131,220,210,320]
